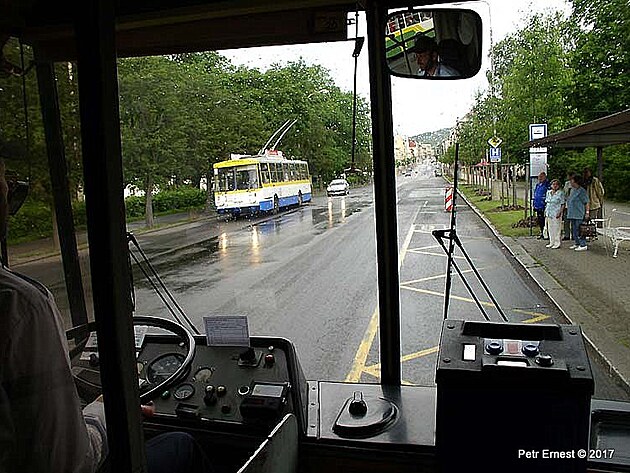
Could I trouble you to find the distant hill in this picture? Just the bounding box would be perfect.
[410,127,451,148]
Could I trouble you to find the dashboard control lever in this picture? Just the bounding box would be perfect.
[348,391,368,416]
[536,354,554,367]
[204,385,216,406]
[240,347,256,362]
[175,403,199,420]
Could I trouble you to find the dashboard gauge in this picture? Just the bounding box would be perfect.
[146,353,184,384]
[173,383,195,401]
[193,367,213,383]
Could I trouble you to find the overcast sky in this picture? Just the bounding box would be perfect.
[221,1,571,138]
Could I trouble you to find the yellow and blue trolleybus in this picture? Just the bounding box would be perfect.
[213,150,312,216]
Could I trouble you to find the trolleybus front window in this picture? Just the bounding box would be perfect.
[217,168,236,192]
[235,166,259,190]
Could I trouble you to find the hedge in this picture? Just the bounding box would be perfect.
[125,187,207,218]
[7,187,207,244]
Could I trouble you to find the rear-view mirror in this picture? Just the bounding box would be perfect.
[385,8,483,79]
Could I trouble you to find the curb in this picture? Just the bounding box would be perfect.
[453,181,630,394]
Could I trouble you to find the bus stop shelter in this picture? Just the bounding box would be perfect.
[525,108,630,180]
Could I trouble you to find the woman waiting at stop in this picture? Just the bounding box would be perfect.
[566,174,590,252]
[544,179,565,249]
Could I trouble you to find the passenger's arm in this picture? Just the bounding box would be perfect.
[4,288,108,473]
[83,396,108,468]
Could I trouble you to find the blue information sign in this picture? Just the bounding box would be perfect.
[489,147,501,163]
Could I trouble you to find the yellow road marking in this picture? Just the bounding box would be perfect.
[399,285,550,321]
[519,313,551,323]
[406,249,468,259]
[344,307,379,382]
[407,244,441,252]
[362,346,439,380]
[345,201,426,382]
[364,346,439,373]
[401,345,440,362]
[400,268,482,286]
[362,364,380,378]
[400,285,493,305]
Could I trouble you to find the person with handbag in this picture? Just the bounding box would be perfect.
[544,179,566,249]
[583,167,605,225]
[566,174,590,252]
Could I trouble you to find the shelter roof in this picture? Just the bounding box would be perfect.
[525,109,630,149]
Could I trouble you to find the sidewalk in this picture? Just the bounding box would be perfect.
[7,210,209,267]
[515,234,630,384]
[459,189,630,391]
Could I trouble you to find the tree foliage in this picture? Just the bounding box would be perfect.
[567,0,630,121]
[1,43,372,231]
[451,13,576,166]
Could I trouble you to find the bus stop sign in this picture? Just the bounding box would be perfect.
[489,147,501,163]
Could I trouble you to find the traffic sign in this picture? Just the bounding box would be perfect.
[489,147,502,163]
[529,123,548,174]
[529,123,547,141]
[488,136,502,148]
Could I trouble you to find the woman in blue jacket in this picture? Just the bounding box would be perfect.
[566,174,590,251]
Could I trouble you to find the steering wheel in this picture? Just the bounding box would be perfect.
[68,316,196,403]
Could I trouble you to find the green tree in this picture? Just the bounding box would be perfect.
[447,13,577,170]
[118,56,188,227]
[567,0,630,121]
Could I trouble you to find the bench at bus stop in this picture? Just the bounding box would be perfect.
[593,208,630,258]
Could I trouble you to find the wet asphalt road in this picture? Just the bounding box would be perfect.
[15,173,629,399]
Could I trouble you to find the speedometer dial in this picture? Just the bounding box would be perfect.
[173,383,195,400]
[146,353,184,384]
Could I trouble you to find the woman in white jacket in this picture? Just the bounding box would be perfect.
[544,179,566,249]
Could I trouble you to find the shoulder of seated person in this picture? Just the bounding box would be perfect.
[1,269,52,316]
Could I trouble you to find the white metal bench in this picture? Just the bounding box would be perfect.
[595,208,630,258]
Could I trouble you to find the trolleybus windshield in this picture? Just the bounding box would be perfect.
[1,2,628,400]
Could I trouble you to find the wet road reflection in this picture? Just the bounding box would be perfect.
[133,190,373,292]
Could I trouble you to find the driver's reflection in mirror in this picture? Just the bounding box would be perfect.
[0,158,214,473]
[411,35,461,78]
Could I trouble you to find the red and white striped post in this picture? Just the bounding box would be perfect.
[444,187,453,212]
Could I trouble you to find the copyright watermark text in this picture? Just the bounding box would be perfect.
[518,449,615,460]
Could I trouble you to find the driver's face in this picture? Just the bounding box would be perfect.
[415,50,435,71]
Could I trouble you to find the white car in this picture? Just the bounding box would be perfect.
[327,179,350,196]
